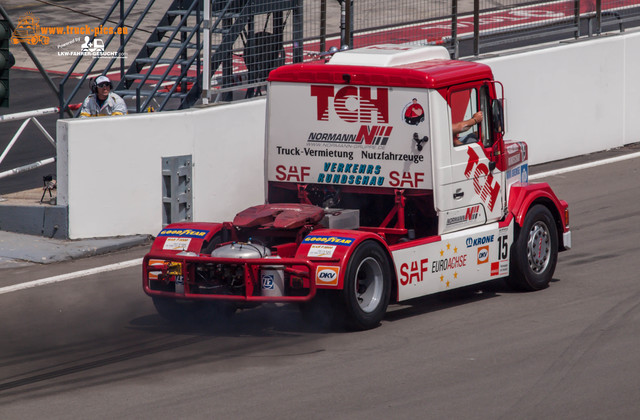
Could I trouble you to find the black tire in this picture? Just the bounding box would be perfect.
[153,297,235,325]
[340,241,391,330]
[507,205,558,291]
[200,232,223,255]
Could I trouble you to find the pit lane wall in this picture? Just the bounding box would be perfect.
[56,100,266,239]
[57,31,640,239]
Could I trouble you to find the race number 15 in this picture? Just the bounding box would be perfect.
[498,235,508,260]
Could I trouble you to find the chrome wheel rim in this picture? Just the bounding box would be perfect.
[355,257,384,313]
[527,221,551,273]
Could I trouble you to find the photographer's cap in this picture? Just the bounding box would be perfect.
[95,75,110,85]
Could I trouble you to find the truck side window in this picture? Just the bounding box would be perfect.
[451,88,480,146]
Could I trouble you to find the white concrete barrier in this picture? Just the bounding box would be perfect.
[482,31,640,164]
[57,31,640,239]
[57,100,266,238]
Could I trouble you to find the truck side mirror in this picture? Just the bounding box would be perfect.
[491,99,504,134]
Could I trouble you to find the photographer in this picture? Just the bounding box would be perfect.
[79,76,127,117]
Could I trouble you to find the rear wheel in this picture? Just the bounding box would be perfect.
[507,205,558,291]
[341,241,391,330]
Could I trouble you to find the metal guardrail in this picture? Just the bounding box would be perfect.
[202,0,640,101]
[0,105,79,181]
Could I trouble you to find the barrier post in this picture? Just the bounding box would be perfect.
[0,104,80,180]
[452,0,458,59]
[473,0,480,56]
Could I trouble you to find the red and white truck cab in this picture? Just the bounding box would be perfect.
[143,44,571,330]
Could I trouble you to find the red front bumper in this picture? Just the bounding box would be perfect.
[142,253,318,303]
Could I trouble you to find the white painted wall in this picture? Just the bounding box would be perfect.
[481,32,640,164]
[622,33,640,147]
[57,100,266,238]
[57,31,640,239]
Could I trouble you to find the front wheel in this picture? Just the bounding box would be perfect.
[341,241,391,330]
[507,205,558,291]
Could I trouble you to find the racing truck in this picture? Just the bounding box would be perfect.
[143,44,571,330]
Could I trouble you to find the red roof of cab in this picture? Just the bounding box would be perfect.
[268,59,494,89]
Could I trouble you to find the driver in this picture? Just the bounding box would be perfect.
[453,111,483,146]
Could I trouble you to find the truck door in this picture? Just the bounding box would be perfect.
[438,83,504,234]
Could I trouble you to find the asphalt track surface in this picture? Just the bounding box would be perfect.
[0,150,639,419]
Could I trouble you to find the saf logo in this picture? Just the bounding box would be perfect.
[399,258,429,285]
[389,171,426,188]
[275,165,311,182]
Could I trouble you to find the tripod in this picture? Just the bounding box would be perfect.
[40,175,56,204]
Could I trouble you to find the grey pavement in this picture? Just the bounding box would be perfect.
[0,230,150,268]
[0,187,150,268]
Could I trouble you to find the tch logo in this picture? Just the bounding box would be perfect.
[311,85,389,123]
[464,147,501,211]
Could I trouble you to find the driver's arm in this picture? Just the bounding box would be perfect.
[453,111,483,145]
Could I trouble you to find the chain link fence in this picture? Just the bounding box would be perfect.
[211,0,640,100]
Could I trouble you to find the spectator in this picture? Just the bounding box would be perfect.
[79,75,127,117]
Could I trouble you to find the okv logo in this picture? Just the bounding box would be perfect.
[316,266,340,286]
[262,274,275,290]
[477,246,489,264]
